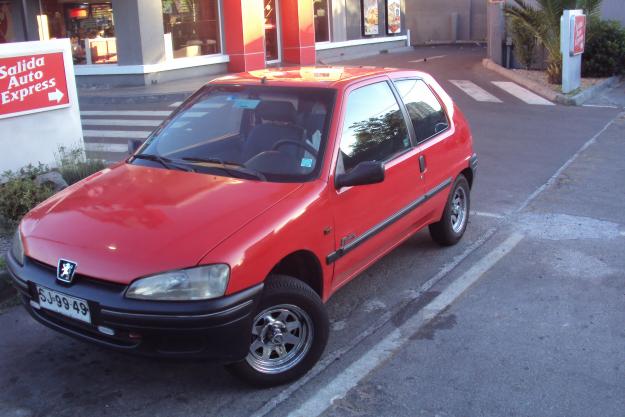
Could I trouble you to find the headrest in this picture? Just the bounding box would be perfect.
[256,100,297,123]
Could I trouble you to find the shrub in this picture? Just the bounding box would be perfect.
[0,164,55,225]
[55,145,107,185]
[510,18,538,69]
[583,19,625,77]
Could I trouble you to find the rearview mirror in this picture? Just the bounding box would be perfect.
[128,139,142,155]
[335,161,385,189]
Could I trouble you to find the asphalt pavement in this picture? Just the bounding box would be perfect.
[1,46,623,417]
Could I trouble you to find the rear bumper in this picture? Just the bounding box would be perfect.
[5,253,262,363]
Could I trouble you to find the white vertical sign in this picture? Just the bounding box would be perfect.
[561,9,585,94]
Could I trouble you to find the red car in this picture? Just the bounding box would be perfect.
[6,66,476,386]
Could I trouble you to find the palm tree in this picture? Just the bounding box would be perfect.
[505,0,602,84]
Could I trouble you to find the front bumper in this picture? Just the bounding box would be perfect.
[5,252,262,363]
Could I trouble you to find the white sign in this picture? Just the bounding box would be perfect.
[560,10,585,94]
[0,39,83,172]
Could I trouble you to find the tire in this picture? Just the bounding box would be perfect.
[226,275,329,387]
[429,175,470,246]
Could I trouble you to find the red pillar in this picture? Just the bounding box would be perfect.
[223,0,266,72]
[280,0,316,65]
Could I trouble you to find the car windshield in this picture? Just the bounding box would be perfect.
[132,84,336,182]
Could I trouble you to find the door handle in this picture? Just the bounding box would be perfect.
[419,155,426,173]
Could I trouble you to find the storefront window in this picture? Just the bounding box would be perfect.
[0,1,15,43]
[162,0,221,58]
[313,0,329,42]
[38,1,116,65]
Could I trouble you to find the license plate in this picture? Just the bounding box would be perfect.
[36,286,91,324]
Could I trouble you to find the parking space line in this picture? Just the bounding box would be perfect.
[471,211,505,219]
[83,130,151,139]
[449,80,502,103]
[285,233,524,417]
[409,55,446,63]
[491,81,554,105]
[169,101,183,107]
[81,110,172,117]
[82,119,161,127]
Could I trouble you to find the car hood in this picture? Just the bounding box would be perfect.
[21,164,302,284]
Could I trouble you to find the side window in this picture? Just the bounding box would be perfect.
[339,82,411,173]
[394,79,449,143]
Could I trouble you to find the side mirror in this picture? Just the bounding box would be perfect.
[335,161,385,189]
[128,139,142,155]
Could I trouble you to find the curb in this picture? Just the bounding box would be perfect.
[78,91,194,106]
[482,58,620,106]
[0,269,17,305]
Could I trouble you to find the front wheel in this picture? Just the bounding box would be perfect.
[226,275,329,386]
[429,175,470,246]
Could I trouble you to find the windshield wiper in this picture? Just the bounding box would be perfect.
[181,157,266,181]
[133,154,194,172]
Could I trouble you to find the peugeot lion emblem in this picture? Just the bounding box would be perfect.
[57,259,78,284]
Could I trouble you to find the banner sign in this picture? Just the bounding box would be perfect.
[0,52,70,119]
[570,14,586,56]
[362,0,379,36]
[386,0,401,34]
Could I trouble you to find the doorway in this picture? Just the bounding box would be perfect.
[263,0,281,64]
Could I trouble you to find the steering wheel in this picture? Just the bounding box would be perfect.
[271,139,318,157]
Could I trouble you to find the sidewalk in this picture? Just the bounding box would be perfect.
[78,73,222,105]
[321,112,625,417]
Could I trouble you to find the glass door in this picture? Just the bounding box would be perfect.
[264,0,280,63]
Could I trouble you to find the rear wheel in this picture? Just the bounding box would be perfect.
[227,275,329,386]
[429,175,470,246]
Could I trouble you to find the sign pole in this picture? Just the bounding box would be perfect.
[561,9,586,94]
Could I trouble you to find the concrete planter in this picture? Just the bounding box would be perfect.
[482,58,621,106]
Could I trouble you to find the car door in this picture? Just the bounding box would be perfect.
[329,79,428,290]
[392,77,460,222]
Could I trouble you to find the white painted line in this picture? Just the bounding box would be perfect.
[449,80,502,103]
[251,224,503,417]
[287,232,524,417]
[409,54,446,63]
[81,110,172,117]
[82,119,161,127]
[169,101,183,107]
[83,130,151,139]
[471,211,505,219]
[491,81,554,105]
[583,104,619,109]
[84,143,128,153]
[516,111,623,213]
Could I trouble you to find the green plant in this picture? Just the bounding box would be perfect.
[582,19,625,77]
[55,145,107,185]
[0,164,55,225]
[510,18,538,69]
[505,0,603,83]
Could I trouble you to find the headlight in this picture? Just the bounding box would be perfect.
[125,264,230,301]
[10,228,24,266]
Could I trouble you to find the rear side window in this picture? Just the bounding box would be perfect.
[394,79,449,143]
[338,82,410,172]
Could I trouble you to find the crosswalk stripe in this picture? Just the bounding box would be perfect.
[85,143,128,153]
[83,130,151,139]
[82,119,162,127]
[81,110,172,117]
[449,80,502,103]
[491,81,554,105]
[169,101,183,107]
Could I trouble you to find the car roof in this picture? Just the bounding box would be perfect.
[209,66,425,89]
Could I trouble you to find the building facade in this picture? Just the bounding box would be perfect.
[0,0,408,86]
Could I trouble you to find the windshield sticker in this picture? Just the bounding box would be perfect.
[233,99,260,109]
[193,102,226,109]
[300,158,314,168]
